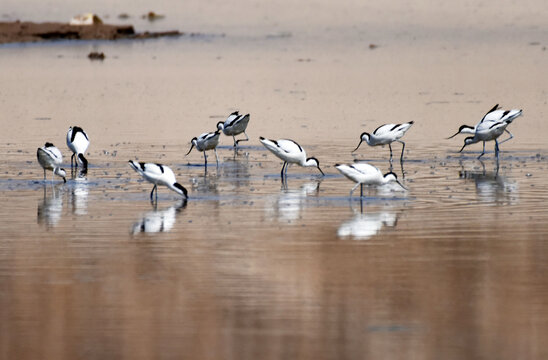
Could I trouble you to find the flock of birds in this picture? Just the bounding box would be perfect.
[37,104,523,203]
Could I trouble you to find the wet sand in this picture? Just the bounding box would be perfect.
[1,0,548,359]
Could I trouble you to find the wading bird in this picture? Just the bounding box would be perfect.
[259,137,324,179]
[335,162,406,198]
[447,104,522,143]
[217,111,250,147]
[37,142,67,183]
[458,114,520,160]
[66,126,89,169]
[186,131,221,166]
[129,161,188,202]
[353,121,414,163]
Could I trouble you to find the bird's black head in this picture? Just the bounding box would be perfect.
[307,157,324,176]
[173,182,188,199]
[353,133,369,152]
[459,136,474,152]
[383,171,398,179]
[447,125,474,139]
[216,121,224,130]
[45,142,54,147]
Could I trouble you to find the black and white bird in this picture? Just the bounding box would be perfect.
[217,111,250,147]
[66,126,89,169]
[129,161,188,202]
[259,137,324,179]
[447,104,522,143]
[186,131,221,166]
[335,162,406,198]
[37,142,67,183]
[458,115,520,160]
[353,121,414,163]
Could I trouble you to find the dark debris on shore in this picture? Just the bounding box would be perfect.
[0,21,183,44]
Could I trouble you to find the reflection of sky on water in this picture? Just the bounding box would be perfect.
[132,200,187,234]
[265,182,320,223]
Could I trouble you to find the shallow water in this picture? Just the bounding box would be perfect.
[2,141,548,359]
[2,0,548,358]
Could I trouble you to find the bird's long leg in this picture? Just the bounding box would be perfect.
[235,131,249,146]
[388,144,394,163]
[232,135,237,147]
[203,152,207,167]
[495,139,500,161]
[284,163,290,178]
[214,148,219,167]
[350,182,360,198]
[360,183,364,198]
[43,169,46,181]
[477,141,486,160]
[150,185,157,202]
[280,162,287,179]
[70,153,75,169]
[499,129,514,144]
[397,140,406,164]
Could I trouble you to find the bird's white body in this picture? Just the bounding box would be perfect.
[259,137,324,178]
[335,162,405,197]
[66,126,89,168]
[194,131,220,151]
[217,111,250,146]
[354,121,414,162]
[129,161,188,201]
[458,107,523,159]
[448,104,522,138]
[187,131,221,166]
[481,107,522,125]
[37,142,66,182]
[364,122,414,146]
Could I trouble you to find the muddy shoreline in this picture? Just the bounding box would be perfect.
[0,21,182,44]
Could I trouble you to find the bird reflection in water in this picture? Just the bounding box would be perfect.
[37,183,64,228]
[459,159,518,204]
[69,170,89,215]
[265,181,321,223]
[337,200,399,240]
[132,199,187,234]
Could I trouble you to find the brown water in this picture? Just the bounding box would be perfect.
[2,0,548,359]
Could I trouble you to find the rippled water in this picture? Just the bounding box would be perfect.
[2,138,548,359]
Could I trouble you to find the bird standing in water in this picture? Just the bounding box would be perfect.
[66,126,90,170]
[217,111,250,147]
[37,142,67,183]
[186,131,221,167]
[335,162,406,198]
[259,137,324,180]
[129,161,188,203]
[353,121,414,163]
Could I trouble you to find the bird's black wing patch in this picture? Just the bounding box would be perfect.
[390,124,401,132]
[156,164,164,173]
